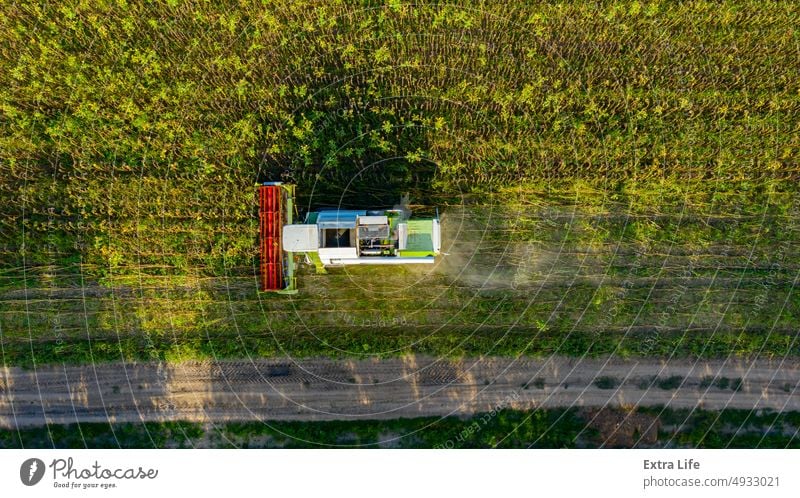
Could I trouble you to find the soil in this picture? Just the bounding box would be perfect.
[2,355,799,428]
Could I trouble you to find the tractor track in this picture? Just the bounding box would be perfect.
[2,355,800,428]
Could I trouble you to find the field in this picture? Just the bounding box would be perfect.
[1,182,799,366]
[0,0,799,448]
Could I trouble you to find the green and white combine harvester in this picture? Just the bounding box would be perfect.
[258,183,441,293]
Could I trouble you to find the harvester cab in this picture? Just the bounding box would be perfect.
[258,183,441,293]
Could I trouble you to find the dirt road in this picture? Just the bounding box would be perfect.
[2,355,798,428]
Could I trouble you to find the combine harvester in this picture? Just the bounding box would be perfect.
[258,182,441,293]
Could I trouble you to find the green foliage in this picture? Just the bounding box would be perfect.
[656,376,684,390]
[593,376,619,389]
[652,407,800,448]
[0,1,799,367]
[0,409,588,449]
[0,421,202,449]
[2,0,799,269]
[3,407,798,449]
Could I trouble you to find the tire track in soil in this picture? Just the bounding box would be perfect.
[2,355,799,428]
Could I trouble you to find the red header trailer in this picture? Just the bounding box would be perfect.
[258,183,297,293]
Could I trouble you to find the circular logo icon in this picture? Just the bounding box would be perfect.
[20,458,45,486]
